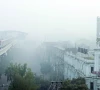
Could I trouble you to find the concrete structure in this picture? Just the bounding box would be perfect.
[42,42,65,81]
[0,31,27,56]
[64,17,100,90]
[40,17,100,90]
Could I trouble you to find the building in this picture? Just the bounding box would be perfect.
[64,17,100,90]
[41,42,65,81]
[40,17,100,90]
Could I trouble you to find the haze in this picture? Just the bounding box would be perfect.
[0,0,99,42]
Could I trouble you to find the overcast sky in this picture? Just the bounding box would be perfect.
[0,0,99,42]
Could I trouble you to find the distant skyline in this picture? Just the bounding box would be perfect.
[0,0,99,42]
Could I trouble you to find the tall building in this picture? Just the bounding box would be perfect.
[94,17,100,72]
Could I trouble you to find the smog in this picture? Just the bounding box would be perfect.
[0,0,99,90]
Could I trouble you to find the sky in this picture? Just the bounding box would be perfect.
[0,0,99,42]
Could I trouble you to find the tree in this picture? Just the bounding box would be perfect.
[0,54,11,79]
[0,48,14,79]
[40,61,53,75]
[61,77,88,90]
[34,75,50,90]
[5,63,38,90]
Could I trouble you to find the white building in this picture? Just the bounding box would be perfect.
[64,17,100,90]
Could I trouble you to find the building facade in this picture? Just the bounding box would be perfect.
[64,17,100,90]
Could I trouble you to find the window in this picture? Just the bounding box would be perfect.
[91,67,94,73]
[90,82,94,90]
[98,88,100,90]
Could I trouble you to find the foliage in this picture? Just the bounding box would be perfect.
[84,57,94,60]
[34,75,50,90]
[0,48,14,79]
[61,77,88,90]
[0,54,11,79]
[5,63,38,90]
[40,61,53,75]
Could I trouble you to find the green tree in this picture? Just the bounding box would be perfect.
[0,55,11,79]
[34,75,50,90]
[0,48,14,78]
[61,77,88,90]
[5,63,38,90]
[40,62,53,75]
